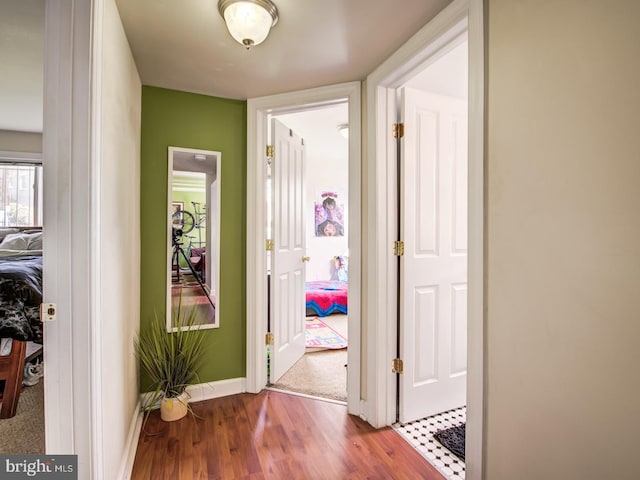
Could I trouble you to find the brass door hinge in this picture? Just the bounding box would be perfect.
[393,240,405,256]
[265,332,274,345]
[266,145,275,158]
[265,239,274,251]
[392,358,404,374]
[392,122,404,139]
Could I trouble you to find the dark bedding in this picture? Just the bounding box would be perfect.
[0,255,43,344]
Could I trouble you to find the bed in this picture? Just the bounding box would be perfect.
[305,280,348,317]
[0,230,43,418]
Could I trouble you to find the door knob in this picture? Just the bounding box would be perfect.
[302,256,311,262]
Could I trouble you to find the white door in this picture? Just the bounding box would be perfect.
[270,118,307,382]
[399,87,468,423]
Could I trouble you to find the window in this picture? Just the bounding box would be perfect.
[0,163,43,227]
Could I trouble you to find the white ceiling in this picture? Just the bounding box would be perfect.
[0,0,454,133]
[173,149,218,177]
[275,103,348,162]
[114,0,452,99]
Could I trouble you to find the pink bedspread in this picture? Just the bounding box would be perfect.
[305,281,348,317]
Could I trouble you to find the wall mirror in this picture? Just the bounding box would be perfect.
[167,146,221,331]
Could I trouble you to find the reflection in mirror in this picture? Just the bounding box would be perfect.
[167,146,221,331]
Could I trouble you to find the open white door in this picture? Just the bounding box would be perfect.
[399,87,468,423]
[270,118,307,382]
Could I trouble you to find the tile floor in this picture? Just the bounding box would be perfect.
[393,406,466,480]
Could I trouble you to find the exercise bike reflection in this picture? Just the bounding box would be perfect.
[171,214,215,315]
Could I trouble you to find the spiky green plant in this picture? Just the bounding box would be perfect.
[135,303,207,412]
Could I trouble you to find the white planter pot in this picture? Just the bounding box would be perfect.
[160,392,189,421]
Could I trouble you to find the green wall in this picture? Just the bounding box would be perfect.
[140,86,246,390]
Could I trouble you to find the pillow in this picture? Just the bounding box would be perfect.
[0,228,19,243]
[27,231,43,250]
[0,231,43,250]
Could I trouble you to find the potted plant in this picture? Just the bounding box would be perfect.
[135,305,207,422]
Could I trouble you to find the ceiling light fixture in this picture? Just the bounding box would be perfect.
[337,123,349,139]
[218,0,279,50]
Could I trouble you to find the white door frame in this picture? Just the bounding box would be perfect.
[246,82,362,415]
[48,2,143,477]
[365,0,484,478]
[43,1,102,477]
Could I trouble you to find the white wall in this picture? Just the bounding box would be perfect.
[305,151,348,281]
[0,0,44,133]
[98,0,141,478]
[486,1,640,478]
[405,39,468,99]
[274,105,349,282]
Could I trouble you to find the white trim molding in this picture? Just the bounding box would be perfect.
[186,378,247,403]
[140,377,247,410]
[90,0,106,477]
[365,0,484,478]
[43,1,96,478]
[117,401,144,480]
[465,1,485,477]
[166,146,222,332]
[246,82,362,416]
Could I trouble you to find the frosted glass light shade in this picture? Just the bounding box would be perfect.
[218,0,279,49]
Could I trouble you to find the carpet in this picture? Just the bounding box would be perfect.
[433,423,465,460]
[0,379,45,454]
[305,317,347,350]
[271,349,347,402]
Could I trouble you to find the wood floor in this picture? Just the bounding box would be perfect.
[131,390,444,479]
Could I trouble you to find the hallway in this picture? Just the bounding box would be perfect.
[131,390,444,479]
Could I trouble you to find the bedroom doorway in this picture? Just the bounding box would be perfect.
[396,36,469,424]
[267,103,350,403]
[246,81,361,416]
[0,0,46,455]
[366,0,484,473]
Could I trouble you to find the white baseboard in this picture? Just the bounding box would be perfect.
[117,400,143,480]
[140,377,247,410]
[186,377,246,403]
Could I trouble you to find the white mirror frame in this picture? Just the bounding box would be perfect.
[167,146,222,332]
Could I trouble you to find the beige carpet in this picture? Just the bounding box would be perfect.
[321,314,348,339]
[0,380,45,454]
[271,349,347,402]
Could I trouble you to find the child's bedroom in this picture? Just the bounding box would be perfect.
[268,102,350,403]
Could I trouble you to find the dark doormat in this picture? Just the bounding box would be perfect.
[433,423,465,461]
